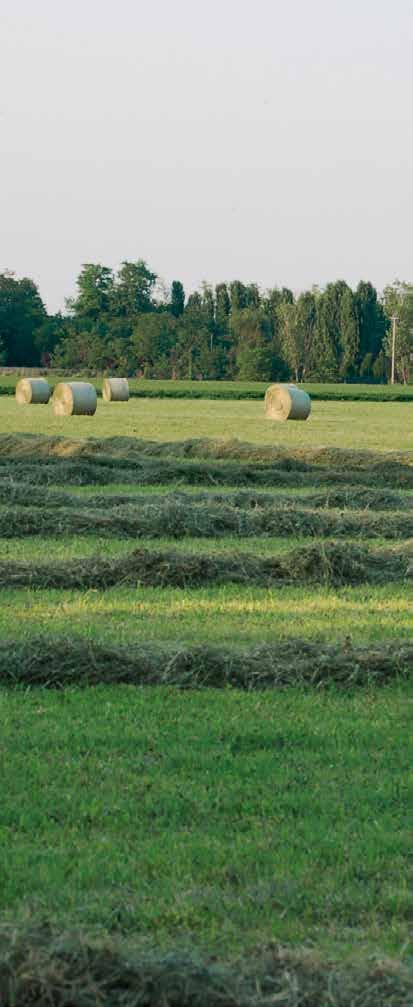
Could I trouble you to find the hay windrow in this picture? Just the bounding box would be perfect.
[1,480,410,513]
[2,500,412,540]
[0,928,411,1007]
[0,432,412,470]
[0,541,409,589]
[1,635,412,689]
[1,455,412,489]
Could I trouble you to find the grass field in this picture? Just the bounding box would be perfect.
[0,392,412,1005]
[2,374,413,401]
[1,394,413,449]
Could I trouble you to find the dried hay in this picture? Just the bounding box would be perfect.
[0,928,410,1007]
[1,635,412,689]
[1,498,412,540]
[0,433,412,489]
[0,480,410,514]
[15,378,50,405]
[265,384,311,421]
[0,541,409,590]
[1,432,412,472]
[102,377,129,402]
[1,454,412,489]
[52,382,97,417]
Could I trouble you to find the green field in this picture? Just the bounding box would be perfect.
[0,393,412,1003]
[1,394,413,450]
[2,374,413,401]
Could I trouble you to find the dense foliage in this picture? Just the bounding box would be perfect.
[1,263,412,382]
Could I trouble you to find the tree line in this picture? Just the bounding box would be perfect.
[0,262,412,383]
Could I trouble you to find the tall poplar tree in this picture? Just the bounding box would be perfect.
[170,280,185,317]
[308,284,342,380]
[229,281,248,311]
[339,288,359,377]
[215,283,231,336]
[355,281,386,369]
[277,292,317,381]
[234,308,273,380]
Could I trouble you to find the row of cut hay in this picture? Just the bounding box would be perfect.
[0,481,410,513]
[142,435,413,468]
[1,635,412,689]
[0,541,409,589]
[1,432,412,472]
[0,930,411,1007]
[2,456,413,489]
[6,444,413,482]
[2,501,413,540]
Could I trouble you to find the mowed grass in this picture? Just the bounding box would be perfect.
[2,395,413,451]
[0,684,411,958]
[0,580,410,646]
[2,374,413,400]
[0,531,410,646]
[1,393,412,976]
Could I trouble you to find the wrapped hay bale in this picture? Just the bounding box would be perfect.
[53,382,97,417]
[15,378,51,405]
[265,383,311,421]
[102,377,129,402]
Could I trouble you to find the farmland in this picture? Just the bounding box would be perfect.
[0,388,412,1005]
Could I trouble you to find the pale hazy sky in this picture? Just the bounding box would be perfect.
[1,0,412,312]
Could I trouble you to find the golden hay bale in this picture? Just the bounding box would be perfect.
[15,378,51,405]
[102,377,129,402]
[52,382,97,417]
[265,383,311,421]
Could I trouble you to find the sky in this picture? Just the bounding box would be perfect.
[1,0,412,312]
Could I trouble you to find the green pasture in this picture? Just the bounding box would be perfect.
[1,394,413,450]
[0,683,411,958]
[2,374,413,400]
[0,392,412,979]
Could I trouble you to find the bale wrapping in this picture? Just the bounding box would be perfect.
[102,377,129,402]
[265,384,311,421]
[15,378,51,405]
[53,382,97,417]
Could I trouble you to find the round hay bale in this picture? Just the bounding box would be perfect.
[265,384,311,421]
[53,382,97,417]
[15,378,51,405]
[102,377,129,402]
